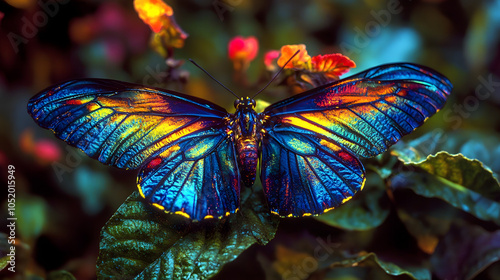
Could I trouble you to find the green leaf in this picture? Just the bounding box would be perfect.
[411,152,500,200]
[315,173,389,231]
[0,255,9,271]
[431,224,500,280]
[390,170,500,225]
[331,252,431,280]
[97,189,279,279]
[390,148,500,224]
[390,133,500,224]
[391,131,500,175]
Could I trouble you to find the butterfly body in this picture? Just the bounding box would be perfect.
[28,63,452,221]
[231,98,261,187]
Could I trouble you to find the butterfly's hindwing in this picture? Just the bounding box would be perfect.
[261,129,365,217]
[138,132,240,220]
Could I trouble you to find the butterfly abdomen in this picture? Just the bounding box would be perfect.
[236,137,258,187]
[232,98,261,187]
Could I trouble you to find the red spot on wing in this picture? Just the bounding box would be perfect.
[264,177,272,190]
[66,100,83,105]
[315,95,343,107]
[338,151,355,164]
[147,157,162,169]
[232,177,239,192]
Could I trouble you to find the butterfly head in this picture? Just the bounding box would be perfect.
[234,97,256,111]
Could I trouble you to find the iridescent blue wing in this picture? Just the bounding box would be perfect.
[261,63,452,217]
[137,130,240,220]
[260,130,365,217]
[28,79,239,220]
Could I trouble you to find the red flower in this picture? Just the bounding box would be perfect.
[228,36,259,71]
[33,140,62,162]
[228,36,259,86]
[274,44,356,90]
[311,54,356,79]
[277,44,355,79]
[264,50,280,71]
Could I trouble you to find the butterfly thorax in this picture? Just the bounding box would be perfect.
[233,97,260,187]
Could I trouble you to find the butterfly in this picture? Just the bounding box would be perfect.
[27,63,452,221]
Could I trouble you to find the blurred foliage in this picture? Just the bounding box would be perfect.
[1,0,500,279]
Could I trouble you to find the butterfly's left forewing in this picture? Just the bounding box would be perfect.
[28,79,240,220]
[28,79,230,169]
[261,63,452,217]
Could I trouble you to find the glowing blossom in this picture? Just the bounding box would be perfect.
[133,0,188,54]
[277,44,356,79]
[228,36,259,71]
[277,44,311,69]
[311,53,356,79]
[228,36,259,61]
[133,0,173,33]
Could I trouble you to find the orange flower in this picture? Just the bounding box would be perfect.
[134,0,188,55]
[134,0,173,33]
[228,36,259,71]
[277,44,311,69]
[311,53,356,79]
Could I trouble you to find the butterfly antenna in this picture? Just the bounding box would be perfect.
[251,50,300,99]
[189,59,239,98]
